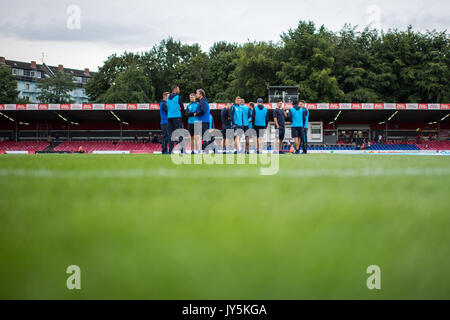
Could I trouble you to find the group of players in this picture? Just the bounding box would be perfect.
[159,85,309,154]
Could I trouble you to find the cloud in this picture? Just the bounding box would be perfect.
[382,12,450,32]
[0,0,448,71]
[0,0,168,47]
[1,0,449,46]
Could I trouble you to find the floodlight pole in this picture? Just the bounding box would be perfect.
[67,123,70,142]
[437,121,440,141]
[385,121,388,142]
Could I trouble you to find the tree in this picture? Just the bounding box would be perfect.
[334,25,383,102]
[97,64,154,103]
[37,71,76,103]
[278,21,344,102]
[86,52,141,102]
[0,66,19,103]
[207,42,239,101]
[174,51,209,97]
[85,21,449,103]
[228,42,281,101]
[141,38,206,99]
[413,31,450,102]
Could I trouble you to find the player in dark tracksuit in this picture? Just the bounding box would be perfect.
[240,98,251,153]
[159,92,171,154]
[193,88,210,150]
[273,98,287,154]
[221,103,232,152]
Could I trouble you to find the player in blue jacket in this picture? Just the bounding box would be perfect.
[166,85,185,154]
[193,88,210,150]
[230,96,244,152]
[252,98,269,153]
[288,99,304,154]
[186,93,200,153]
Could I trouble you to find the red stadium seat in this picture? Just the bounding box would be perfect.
[0,141,49,152]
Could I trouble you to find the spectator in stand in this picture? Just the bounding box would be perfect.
[47,135,53,147]
[377,134,383,144]
[148,132,153,144]
[355,131,364,150]
[416,130,422,144]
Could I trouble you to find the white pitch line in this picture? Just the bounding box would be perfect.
[0,167,449,179]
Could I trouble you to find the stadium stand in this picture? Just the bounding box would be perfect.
[0,104,448,153]
[368,144,420,151]
[416,141,450,150]
[52,141,161,153]
[1,140,449,153]
[307,144,418,151]
[0,141,49,152]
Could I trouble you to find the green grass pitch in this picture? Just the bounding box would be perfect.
[0,154,449,299]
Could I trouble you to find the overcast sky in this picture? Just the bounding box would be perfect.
[0,0,448,71]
